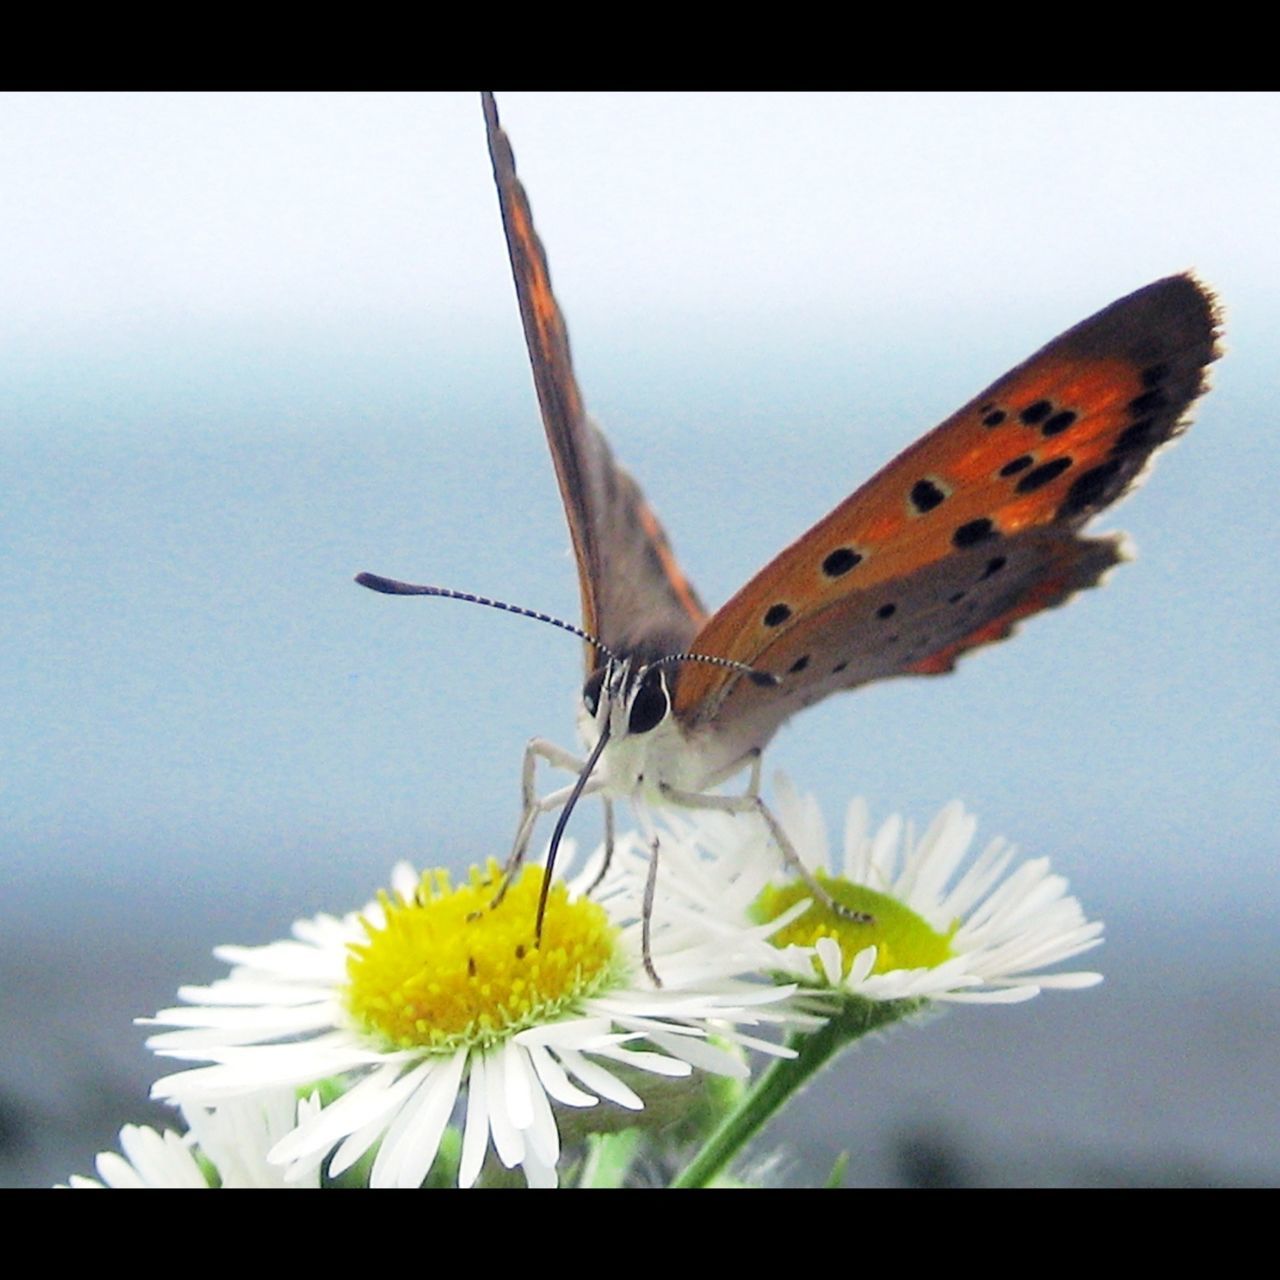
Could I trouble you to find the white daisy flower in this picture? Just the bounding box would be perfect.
[64,1124,209,1190]
[143,853,811,1189]
[63,1090,321,1189]
[744,778,1105,1004]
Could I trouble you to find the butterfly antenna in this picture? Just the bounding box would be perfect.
[355,572,617,660]
[656,650,781,688]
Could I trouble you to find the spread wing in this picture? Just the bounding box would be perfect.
[672,274,1220,760]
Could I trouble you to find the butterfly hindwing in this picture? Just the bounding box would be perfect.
[673,274,1219,745]
[482,93,706,668]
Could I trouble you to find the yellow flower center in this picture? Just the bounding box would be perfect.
[343,861,622,1053]
[755,874,956,980]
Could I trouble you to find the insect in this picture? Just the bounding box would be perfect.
[360,94,1219,977]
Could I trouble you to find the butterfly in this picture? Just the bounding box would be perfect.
[360,94,1220,974]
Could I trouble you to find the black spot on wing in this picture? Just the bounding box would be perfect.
[1015,456,1073,493]
[1041,410,1077,437]
[953,518,997,548]
[1057,459,1124,520]
[909,478,947,514]
[822,547,862,577]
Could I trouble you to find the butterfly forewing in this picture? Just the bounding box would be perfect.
[674,273,1219,737]
[482,93,706,668]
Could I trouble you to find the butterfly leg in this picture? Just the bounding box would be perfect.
[510,736,588,864]
[491,738,591,907]
[642,831,662,987]
[582,797,616,897]
[634,805,664,987]
[659,761,871,924]
[490,771,608,912]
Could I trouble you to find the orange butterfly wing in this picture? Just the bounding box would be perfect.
[482,93,706,669]
[673,274,1220,754]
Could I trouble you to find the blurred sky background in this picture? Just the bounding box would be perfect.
[2,92,1276,1186]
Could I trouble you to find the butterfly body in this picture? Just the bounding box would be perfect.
[360,95,1220,937]
[575,656,761,804]
[578,673,688,796]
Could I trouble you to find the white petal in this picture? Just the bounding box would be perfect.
[868,813,904,888]
[593,1041,698,1077]
[774,773,828,871]
[371,1049,466,1189]
[524,1039,599,1108]
[521,1145,559,1189]
[815,936,844,985]
[93,1151,147,1189]
[520,1053,561,1169]
[730,1029,800,1057]
[636,1033,743,1077]
[501,1039,536,1131]
[1027,970,1104,989]
[513,1017,616,1051]
[270,1060,427,1165]
[937,838,1015,923]
[556,1047,643,1110]
[116,1126,203,1188]
[459,1053,492,1189]
[144,999,341,1039]
[937,984,1042,1004]
[389,862,420,899]
[847,944,878,984]
[842,796,872,879]
[152,1041,381,1102]
[485,1043,526,1169]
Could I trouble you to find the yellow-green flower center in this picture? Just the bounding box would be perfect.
[754,874,956,980]
[344,861,623,1053]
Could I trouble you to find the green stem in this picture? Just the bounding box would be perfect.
[672,996,924,1188]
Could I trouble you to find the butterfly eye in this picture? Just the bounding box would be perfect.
[582,667,607,716]
[627,669,669,735]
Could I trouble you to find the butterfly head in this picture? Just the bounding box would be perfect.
[578,646,780,770]
[581,657,672,744]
